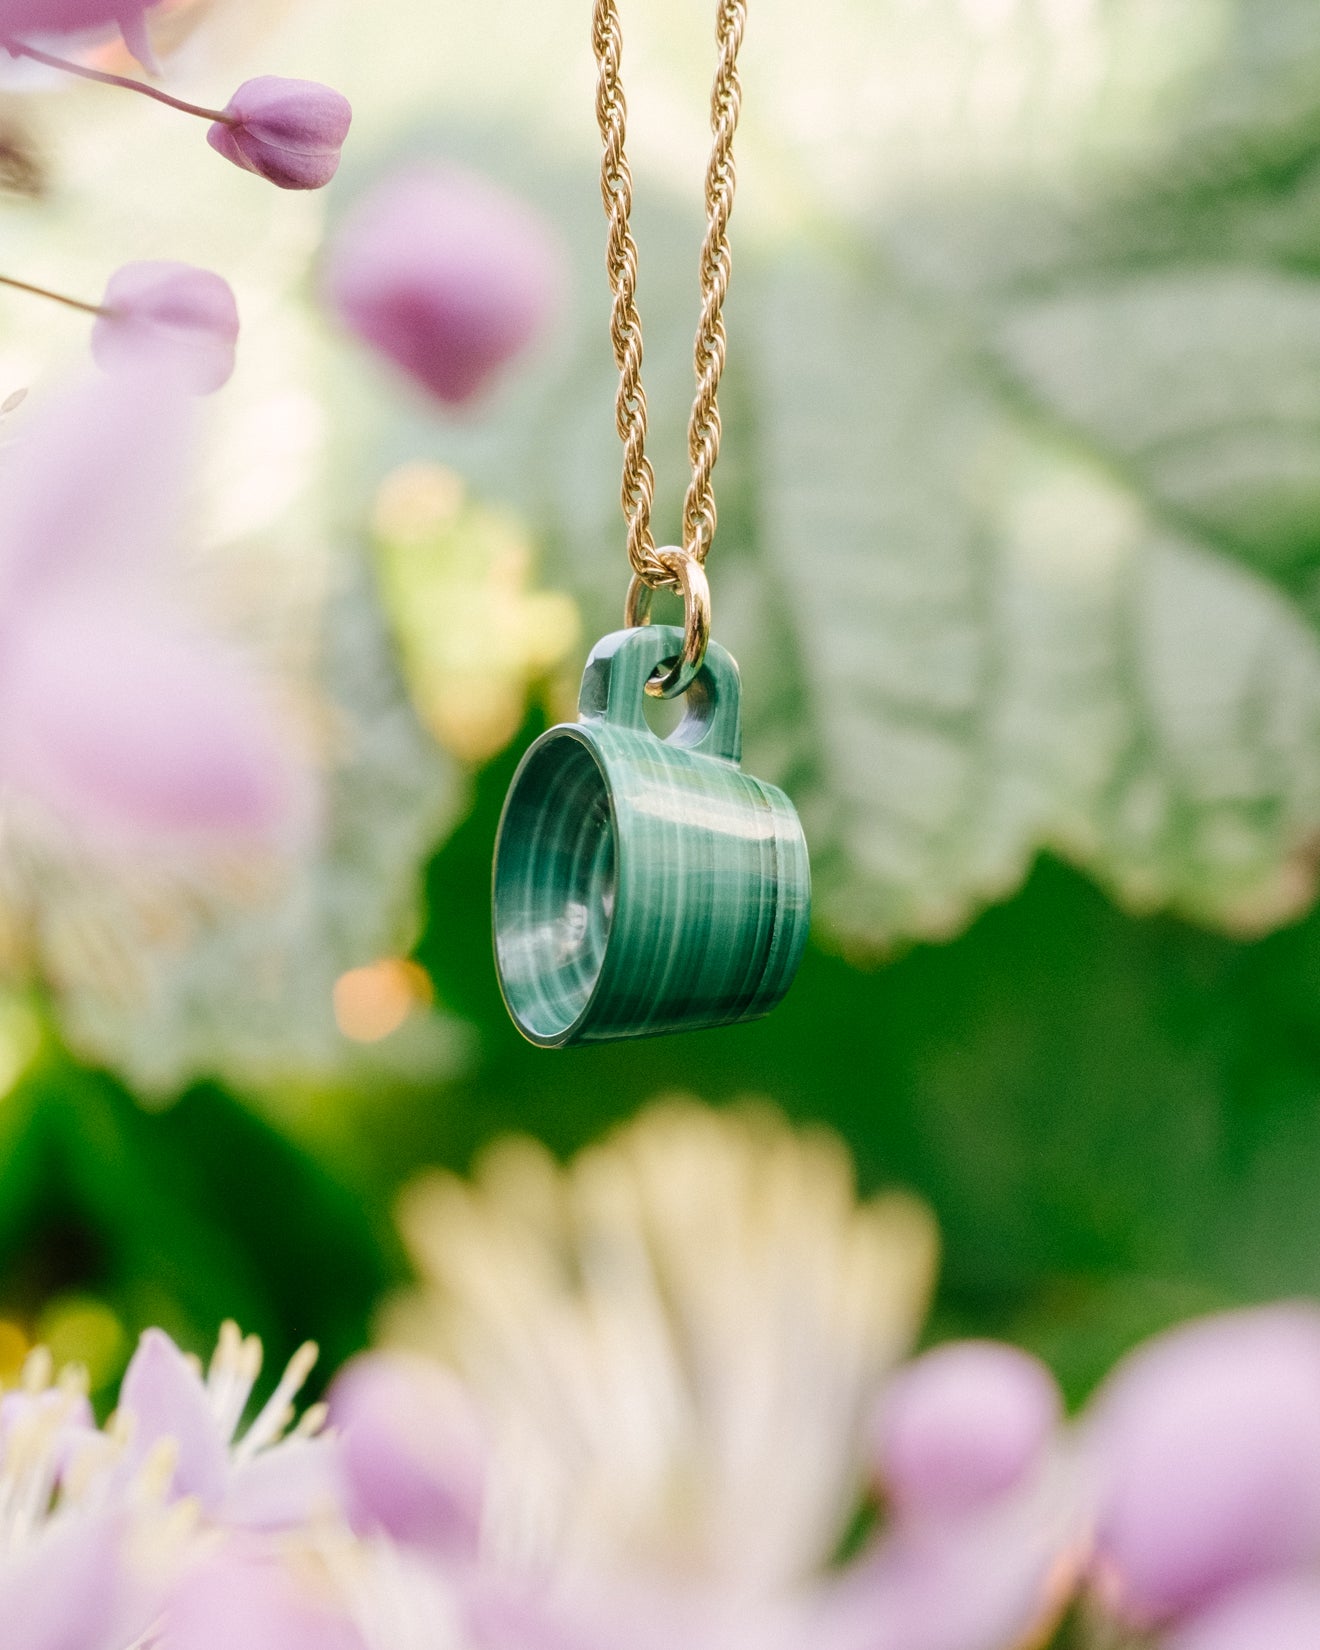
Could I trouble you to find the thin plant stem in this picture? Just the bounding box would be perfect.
[2,39,234,123]
[0,273,104,316]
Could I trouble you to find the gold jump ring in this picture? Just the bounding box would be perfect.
[624,546,711,698]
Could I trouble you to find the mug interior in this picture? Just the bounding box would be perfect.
[493,735,616,1042]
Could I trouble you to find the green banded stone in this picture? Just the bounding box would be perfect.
[493,625,811,1046]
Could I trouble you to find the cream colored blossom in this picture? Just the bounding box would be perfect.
[0,1346,193,1649]
[380,1099,939,1599]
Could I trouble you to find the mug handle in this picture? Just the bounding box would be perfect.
[578,626,743,765]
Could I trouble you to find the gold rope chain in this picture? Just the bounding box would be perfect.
[592,0,746,598]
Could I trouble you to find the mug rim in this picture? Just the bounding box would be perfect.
[492,722,621,1048]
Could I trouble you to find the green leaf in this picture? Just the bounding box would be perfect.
[996,269,1320,595]
[749,249,1320,946]
[0,1052,394,1397]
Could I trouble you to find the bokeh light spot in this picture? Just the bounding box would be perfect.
[0,999,42,1100]
[0,1320,29,1384]
[36,1296,127,1392]
[373,462,580,765]
[333,958,434,1043]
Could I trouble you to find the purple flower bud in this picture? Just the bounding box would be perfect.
[329,1352,488,1557]
[207,76,351,192]
[874,1341,1063,1522]
[92,262,238,396]
[1168,1576,1320,1650]
[321,164,561,407]
[1086,1305,1320,1627]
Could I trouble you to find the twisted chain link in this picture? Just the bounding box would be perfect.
[591,0,746,590]
[682,0,743,566]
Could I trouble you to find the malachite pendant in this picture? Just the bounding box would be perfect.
[492,624,811,1047]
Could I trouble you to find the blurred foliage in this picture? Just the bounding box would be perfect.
[44,557,458,1095]
[0,1035,394,1405]
[10,0,1320,1415]
[371,461,579,763]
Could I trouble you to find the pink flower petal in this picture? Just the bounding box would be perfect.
[0,369,313,853]
[0,591,311,847]
[545,1574,806,1650]
[118,1328,228,1509]
[207,77,351,191]
[322,164,561,406]
[1169,1575,1320,1650]
[330,1352,487,1555]
[874,1342,1062,1521]
[93,262,239,396]
[159,1547,362,1650]
[0,368,192,605]
[1086,1304,1320,1626]
[0,1386,95,1444]
[222,1435,346,1531]
[821,1504,1069,1650]
[0,0,159,66]
[0,1388,96,1490]
[112,0,156,71]
[0,1513,136,1650]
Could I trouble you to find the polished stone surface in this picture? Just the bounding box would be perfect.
[493,626,811,1047]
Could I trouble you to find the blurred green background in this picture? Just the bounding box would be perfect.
[5,0,1320,1409]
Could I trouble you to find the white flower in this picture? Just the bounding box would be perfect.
[115,1320,341,1530]
[0,1347,185,1649]
[380,1100,939,1617]
[0,1322,360,1649]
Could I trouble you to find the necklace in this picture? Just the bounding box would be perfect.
[595,0,743,696]
[492,0,810,1048]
